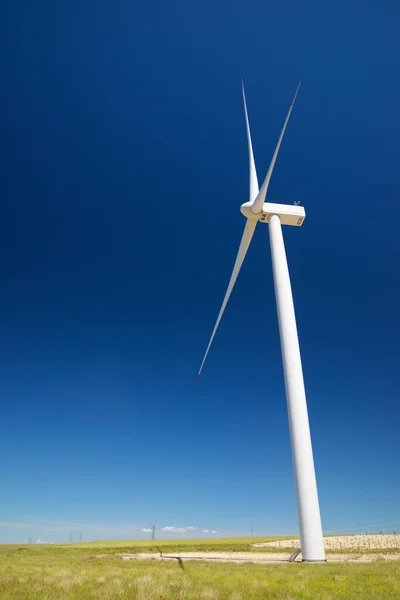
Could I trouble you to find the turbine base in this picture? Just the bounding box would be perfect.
[302,559,327,562]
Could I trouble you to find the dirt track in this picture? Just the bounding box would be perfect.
[119,551,400,565]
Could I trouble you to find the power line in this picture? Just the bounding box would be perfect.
[324,520,400,534]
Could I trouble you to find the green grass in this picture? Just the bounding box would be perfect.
[76,536,298,554]
[1,540,399,599]
[3,536,399,557]
[0,537,296,557]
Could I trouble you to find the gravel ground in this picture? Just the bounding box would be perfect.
[253,534,400,551]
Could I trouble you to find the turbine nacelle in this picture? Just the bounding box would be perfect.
[240,201,306,227]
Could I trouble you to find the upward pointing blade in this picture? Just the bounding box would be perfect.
[251,81,301,214]
[196,218,257,381]
[241,81,259,203]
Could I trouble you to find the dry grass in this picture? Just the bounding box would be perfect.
[1,539,400,599]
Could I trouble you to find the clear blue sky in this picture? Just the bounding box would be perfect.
[0,0,399,543]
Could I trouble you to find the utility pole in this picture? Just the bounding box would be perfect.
[79,532,82,542]
[250,522,254,537]
[152,525,155,540]
[69,531,72,543]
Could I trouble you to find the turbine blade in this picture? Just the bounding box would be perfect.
[196,218,257,380]
[251,81,301,214]
[241,80,259,203]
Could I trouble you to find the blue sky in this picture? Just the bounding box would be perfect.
[0,0,399,543]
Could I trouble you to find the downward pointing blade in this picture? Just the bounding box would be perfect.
[242,81,259,203]
[251,81,301,214]
[196,218,257,380]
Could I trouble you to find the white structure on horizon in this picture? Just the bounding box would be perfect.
[197,81,325,562]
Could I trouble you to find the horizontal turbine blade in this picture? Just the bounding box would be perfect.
[241,80,259,203]
[251,81,301,214]
[196,218,257,381]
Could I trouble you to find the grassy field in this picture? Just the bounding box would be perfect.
[1,537,295,557]
[1,539,400,599]
[71,537,296,554]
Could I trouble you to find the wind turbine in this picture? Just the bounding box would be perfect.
[197,81,325,562]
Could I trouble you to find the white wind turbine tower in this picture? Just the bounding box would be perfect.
[197,81,325,562]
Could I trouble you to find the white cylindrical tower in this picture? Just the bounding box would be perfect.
[268,213,325,562]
